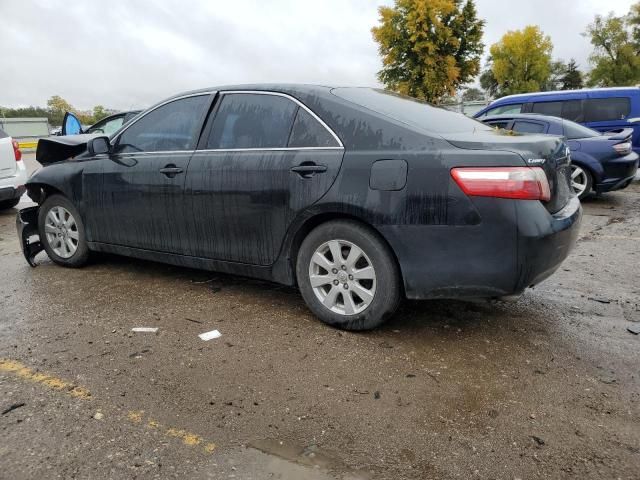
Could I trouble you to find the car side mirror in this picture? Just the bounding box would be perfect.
[88,136,111,155]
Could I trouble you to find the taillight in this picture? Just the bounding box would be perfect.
[612,141,631,156]
[451,167,551,202]
[12,139,22,162]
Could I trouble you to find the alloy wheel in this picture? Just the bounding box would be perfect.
[44,206,79,259]
[308,239,376,315]
[570,165,588,197]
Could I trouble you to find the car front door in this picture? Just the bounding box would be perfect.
[183,91,344,265]
[89,93,212,253]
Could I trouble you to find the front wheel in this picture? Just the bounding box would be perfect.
[570,165,592,200]
[296,220,401,331]
[38,194,90,267]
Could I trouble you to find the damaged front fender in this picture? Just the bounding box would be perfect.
[16,207,43,267]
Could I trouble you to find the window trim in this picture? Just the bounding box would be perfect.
[110,92,215,152]
[198,90,344,152]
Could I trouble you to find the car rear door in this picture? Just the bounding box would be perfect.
[583,94,636,144]
[88,93,212,253]
[0,128,16,180]
[184,91,344,265]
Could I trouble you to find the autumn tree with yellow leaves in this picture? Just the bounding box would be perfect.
[371,0,484,103]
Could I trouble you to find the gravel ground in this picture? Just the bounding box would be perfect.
[0,154,638,479]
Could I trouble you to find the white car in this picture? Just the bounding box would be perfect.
[0,128,27,210]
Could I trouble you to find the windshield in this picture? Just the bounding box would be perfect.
[563,120,601,140]
[332,88,491,135]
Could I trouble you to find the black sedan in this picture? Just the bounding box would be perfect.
[481,114,639,199]
[18,85,581,330]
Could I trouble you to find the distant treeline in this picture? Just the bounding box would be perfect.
[0,96,115,126]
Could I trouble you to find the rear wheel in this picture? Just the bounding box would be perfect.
[570,165,592,200]
[296,220,401,330]
[0,198,20,210]
[38,194,89,267]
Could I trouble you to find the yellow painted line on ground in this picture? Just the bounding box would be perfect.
[0,358,91,399]
[17,141,38,149]
[127,410,216,454]
[1,359,216,455]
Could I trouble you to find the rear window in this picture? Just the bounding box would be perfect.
[0,128,7,139]
[585,97,631,122]
[332,88,491,134]
[563,121,601,140]
[486,120,511,130]
[512,121,546,134]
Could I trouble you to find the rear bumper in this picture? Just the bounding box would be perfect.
[378,196,582,300]
[0,185,25,202]
[596,155,638,193]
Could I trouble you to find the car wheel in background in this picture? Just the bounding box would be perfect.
[0,198,20,210]
[38,194,89,267]
[570,165,592,200]
[296,220,401,331]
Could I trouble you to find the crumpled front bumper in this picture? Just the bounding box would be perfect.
[16,206,43,267]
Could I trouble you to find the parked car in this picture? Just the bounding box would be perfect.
[0,128,27,210]
[481,114,639,199]
[17,86,581,330]
[474,87,640,155]
[60,110,142,136]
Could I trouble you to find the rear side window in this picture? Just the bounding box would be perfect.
[531,101,563,117]
[484,103,523,116]
[288,108,339,148]
[115,95,209,153]
[0,128,7,139]
[512,121,546,134]
[585,97,631,121]
[207,93,297,149]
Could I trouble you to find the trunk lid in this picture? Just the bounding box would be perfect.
[0,129,17,179]
[442,130,573,214]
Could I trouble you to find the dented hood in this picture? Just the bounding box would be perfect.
[36,134,99,165]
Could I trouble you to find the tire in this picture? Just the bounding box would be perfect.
[296,220,401,330]
[0,197,20,210]
[570,165,593,200]
[38,194,90,267]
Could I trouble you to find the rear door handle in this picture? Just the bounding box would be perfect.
[290,164,328,178]
[159,165,184,177]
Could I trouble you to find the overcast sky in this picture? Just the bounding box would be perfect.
[0,0,636,110]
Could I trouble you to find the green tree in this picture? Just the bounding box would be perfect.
[489,26,553,96]
[461,87,484,101]
[560,59,584,90]
[584,12,640,86]
[46,95,74,126]
[542,60,567,91]
[371,0,485,103]
[92,105,109,122]
[479,59,499,98]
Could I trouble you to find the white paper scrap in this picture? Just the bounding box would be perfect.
[198,329,222,341]
[131,327,159,333]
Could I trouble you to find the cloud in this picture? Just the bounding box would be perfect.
[0,0,636,110]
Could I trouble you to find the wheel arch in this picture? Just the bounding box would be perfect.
[279,211,405,296]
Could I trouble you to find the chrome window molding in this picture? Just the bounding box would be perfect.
[108,89,344,154]
[217,90,344,148]
[99,146,344,158]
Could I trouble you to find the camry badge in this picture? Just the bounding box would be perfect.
[526,158,546,165]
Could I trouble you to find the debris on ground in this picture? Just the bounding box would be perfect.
[131,327,159,333]
[184,317,203,324]
[627,323,640,335]
[93,412,104,420]
[588,297,611,304]
[199,329,222,341]
[2,403,25,415]
[531,435,545,446]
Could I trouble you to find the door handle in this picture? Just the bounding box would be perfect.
[290,164,328,178]
[159,165,184,178]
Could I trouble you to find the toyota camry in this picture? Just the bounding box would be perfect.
[17,85,581,330]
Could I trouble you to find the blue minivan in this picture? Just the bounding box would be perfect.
[474,87,640,155]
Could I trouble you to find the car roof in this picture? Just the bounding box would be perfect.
[488,86,640,106]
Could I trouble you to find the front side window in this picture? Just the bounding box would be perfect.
[485,103,523,116]
[115,95,209,153]
[207,93,297,149]
[585,97,631,122]
[512,121,546,134]
[288,108,340,148]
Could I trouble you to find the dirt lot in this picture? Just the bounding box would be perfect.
[0,154,639,479]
